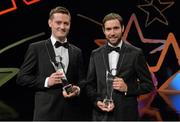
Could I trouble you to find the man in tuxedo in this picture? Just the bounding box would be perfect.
[86,13,154,120]
[16,6,86,120]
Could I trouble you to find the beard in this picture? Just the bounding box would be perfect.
[108,38,122,46]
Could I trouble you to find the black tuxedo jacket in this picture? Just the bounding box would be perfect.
[16,39,86,120]
[86,41,154,120]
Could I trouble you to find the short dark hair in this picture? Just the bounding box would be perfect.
[49,6,71,20]
[102,13,124,28]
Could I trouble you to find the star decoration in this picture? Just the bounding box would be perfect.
[138,0,174,27]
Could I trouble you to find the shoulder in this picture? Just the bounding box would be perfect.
[69,43,82,53]
[91,46,104,55]
[123,41,142,54]
[26,40,49,54]
[29,40,47,48]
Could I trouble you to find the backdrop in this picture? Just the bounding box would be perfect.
[0,0,179,120]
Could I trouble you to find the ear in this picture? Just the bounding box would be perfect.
[102,27,105,34]
[48,19,52,28]
[121,25,124,33]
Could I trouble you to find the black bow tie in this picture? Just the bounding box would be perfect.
[54,41,69,48]
[107,45,120,53]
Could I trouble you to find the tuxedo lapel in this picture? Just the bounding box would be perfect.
[45,39,56,64]
[116,41,126,76]
[102,44,111,72]
[66,44,73,75]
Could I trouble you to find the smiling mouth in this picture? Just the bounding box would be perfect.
[110,38,118,41]
[57,30,66,33]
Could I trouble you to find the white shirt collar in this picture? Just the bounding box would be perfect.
[50,35,67,46]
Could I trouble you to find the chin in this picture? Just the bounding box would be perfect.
[57,36,66,39]
[110,39,121,45]
[110,41,118,46]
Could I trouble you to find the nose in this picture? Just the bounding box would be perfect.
[109,29,116,36]
[59,24,65,29]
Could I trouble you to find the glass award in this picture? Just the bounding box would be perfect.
[50,55,74,94]
[103,70,115,108]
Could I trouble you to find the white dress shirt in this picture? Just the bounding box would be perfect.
[45,35,69,87]
[51,36,69,73]
[108,40,123,76]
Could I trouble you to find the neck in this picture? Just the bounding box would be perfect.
[56,38,67,43]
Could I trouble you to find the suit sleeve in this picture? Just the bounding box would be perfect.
[76,50,86,89]
[126,50,155,96]
[16,44,46,90]
[86,52,101,105]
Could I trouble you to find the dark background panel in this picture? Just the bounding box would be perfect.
[0,0,179,120]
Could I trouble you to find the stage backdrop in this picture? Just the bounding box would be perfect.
[0,0,179,120]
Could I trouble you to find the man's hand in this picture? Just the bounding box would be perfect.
[62,85,80,98]
[48,72,64,87]
[113,77,128,92]
[96,100,114,112]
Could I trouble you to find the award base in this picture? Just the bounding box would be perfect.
[63,84,74,94]
[103,98,113,108]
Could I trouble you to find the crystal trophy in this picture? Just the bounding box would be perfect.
[103,70,115,108]
[50,55,74,94]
